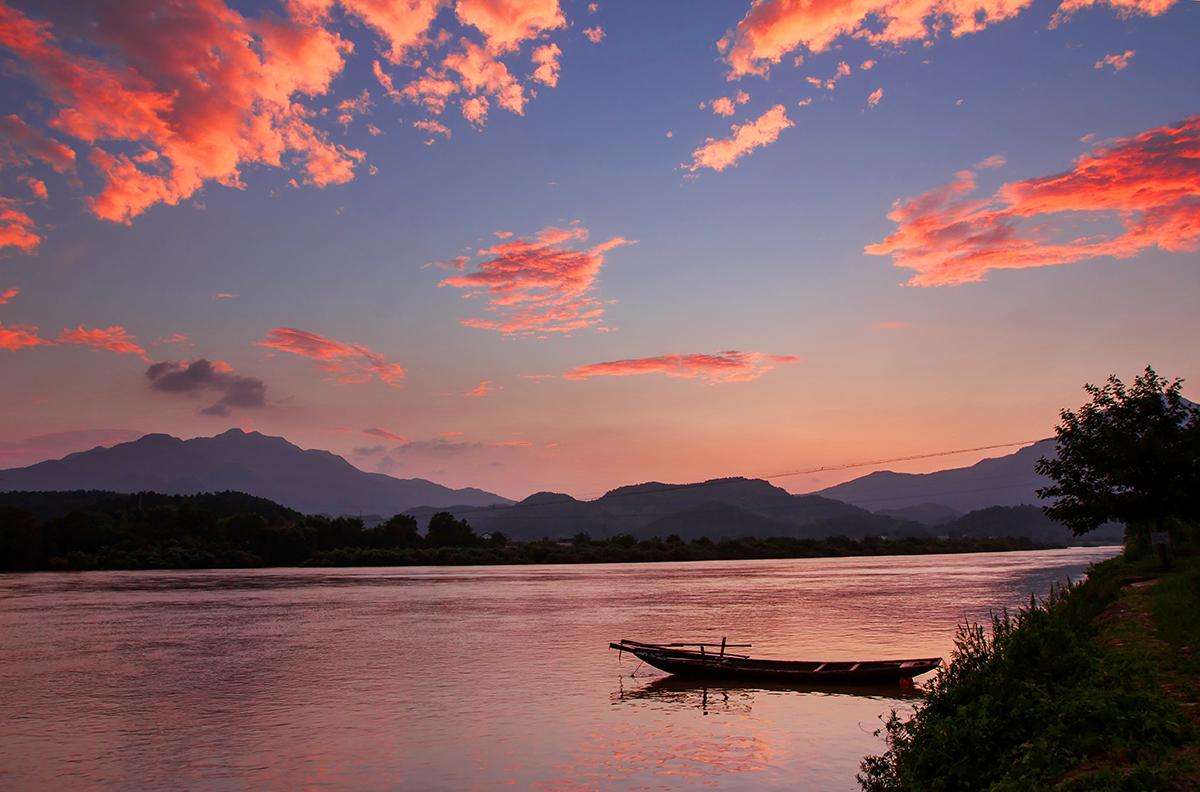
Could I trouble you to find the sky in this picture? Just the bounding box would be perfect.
[0,0,1197,500]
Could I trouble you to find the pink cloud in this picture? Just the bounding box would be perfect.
[0,113,76,173]
[1094,49,1135,71]
[455,0,566,52]
[330,0,443,63]
[865,115,1200,286]
[0,198,40,253]
[336,89,373,126]
[718,0,1173,78]
[565,351,800,383]
[466,379,502,397]
[583,26,604,44]
[685,104,794,173]
[439,224,633,335]
[443,39,527,117]
[19,176,48,201]
[866,87,884,108]
[0,0,364,225]
[708,90,751,117]
[0,286,18,304]
[0,321,47,351]
[214,292,237,300]
[414,118,452,143]
[531,43,562,87]
[57,325,149,360]
[259,327,407,386]
[860,59,876,70]
[155,332,191,346]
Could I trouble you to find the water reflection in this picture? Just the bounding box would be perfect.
[0,547,1118,791]
[613,674,925,714]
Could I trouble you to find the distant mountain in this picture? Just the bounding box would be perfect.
[814,439,1058,513]
[0,429,512,516]
[942,505,1124,545]
[407,476,916,541]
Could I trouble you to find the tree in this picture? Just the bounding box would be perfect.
[374,515,421,548]
[424,512,478,547]
[1035,366,1200,538]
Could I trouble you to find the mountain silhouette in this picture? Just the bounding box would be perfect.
[813,439,1059,513]
[0,429,512,515]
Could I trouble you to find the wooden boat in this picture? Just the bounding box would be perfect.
[610,639,941,684]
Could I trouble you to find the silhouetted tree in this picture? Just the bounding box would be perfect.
[487,531,509,546]
[424,512,478,547]
[1036,366,1200,537]
[374,515,421,548]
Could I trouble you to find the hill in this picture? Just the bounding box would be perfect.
[0,429,512,515]
[814,439,1058,512]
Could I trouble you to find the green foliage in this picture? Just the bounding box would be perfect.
[1036,366,1200,537]
[859,554,1196,791]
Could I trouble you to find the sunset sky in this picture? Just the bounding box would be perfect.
[1,0,1197,499]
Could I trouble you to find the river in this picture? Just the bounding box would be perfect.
[0,546,1118,790]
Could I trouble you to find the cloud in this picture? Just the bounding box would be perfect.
[19,176,48,201]
[333,0,443,63]
[442,39,527,117]
[455,0,566,52]
[1094,50,1135,71]
[860,59,876,70]
[531,43,562,87]
[866,87,884,108]
[56,325,149,360]
[0,321,47,350]
[155,332,191,346]
[685,104,794,173]
[438,224,633,335]
[865,115,1200,286]
[975,154,1007,169]
[0,113,76,173]
[583,26,604,43]
[707,90,750,117]
[0,0,364,225]
[0,286,18,304]
[258,326,406,386]
[565,351,800,383]
[145,358,268,416]
[1051,0,1176,27]
[466,379,502,397]
[0,198,40,253]
[414,119,452,142]
[0,428,143,468]
[717,0,1177,78]
[363,427,408,442]
[336,89,373,126]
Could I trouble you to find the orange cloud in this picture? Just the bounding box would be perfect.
[214,292,237,300]
[19,176,48,201]
[866,87,884,108]
[531,43,562,86]
[336,89,373,126]
[326,0,443,63]
[258,326,406,386]
[439,224,633,335]
[565,351,800,383]
[0,198,40,253]
[0,321,46,350]
[57,325,149,360]
[414,118,452,143]
[1094,49,1134,71]
[860,59,876,70]
[466,379,502,397]
[0,113,76,173]
[0,286,18,304]
[1051,0,1177,26]
[583,26,604,43]
[685,104,793,173]
[455,0,566,52]
[0,0,362,225]
[866,115,1200,286]
[443,39,527,116]
[708,90,751,117]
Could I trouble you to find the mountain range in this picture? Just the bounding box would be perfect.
[0,429,1119,544]
[0,429,511,515]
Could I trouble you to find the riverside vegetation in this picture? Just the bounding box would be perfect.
[860,367,1200,790]
[0,490,1044,572]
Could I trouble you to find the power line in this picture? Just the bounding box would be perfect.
[429,438,1048,519]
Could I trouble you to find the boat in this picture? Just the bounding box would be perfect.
[610,638,941,684]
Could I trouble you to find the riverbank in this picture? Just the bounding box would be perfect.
[859,540,1200,790]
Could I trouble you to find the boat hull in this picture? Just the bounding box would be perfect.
[610,641,941,684]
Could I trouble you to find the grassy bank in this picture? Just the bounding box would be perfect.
[860,535,1200,790]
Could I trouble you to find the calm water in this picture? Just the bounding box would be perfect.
[0,547,1118,791]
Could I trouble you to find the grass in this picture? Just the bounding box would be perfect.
[859,538,1200,791]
